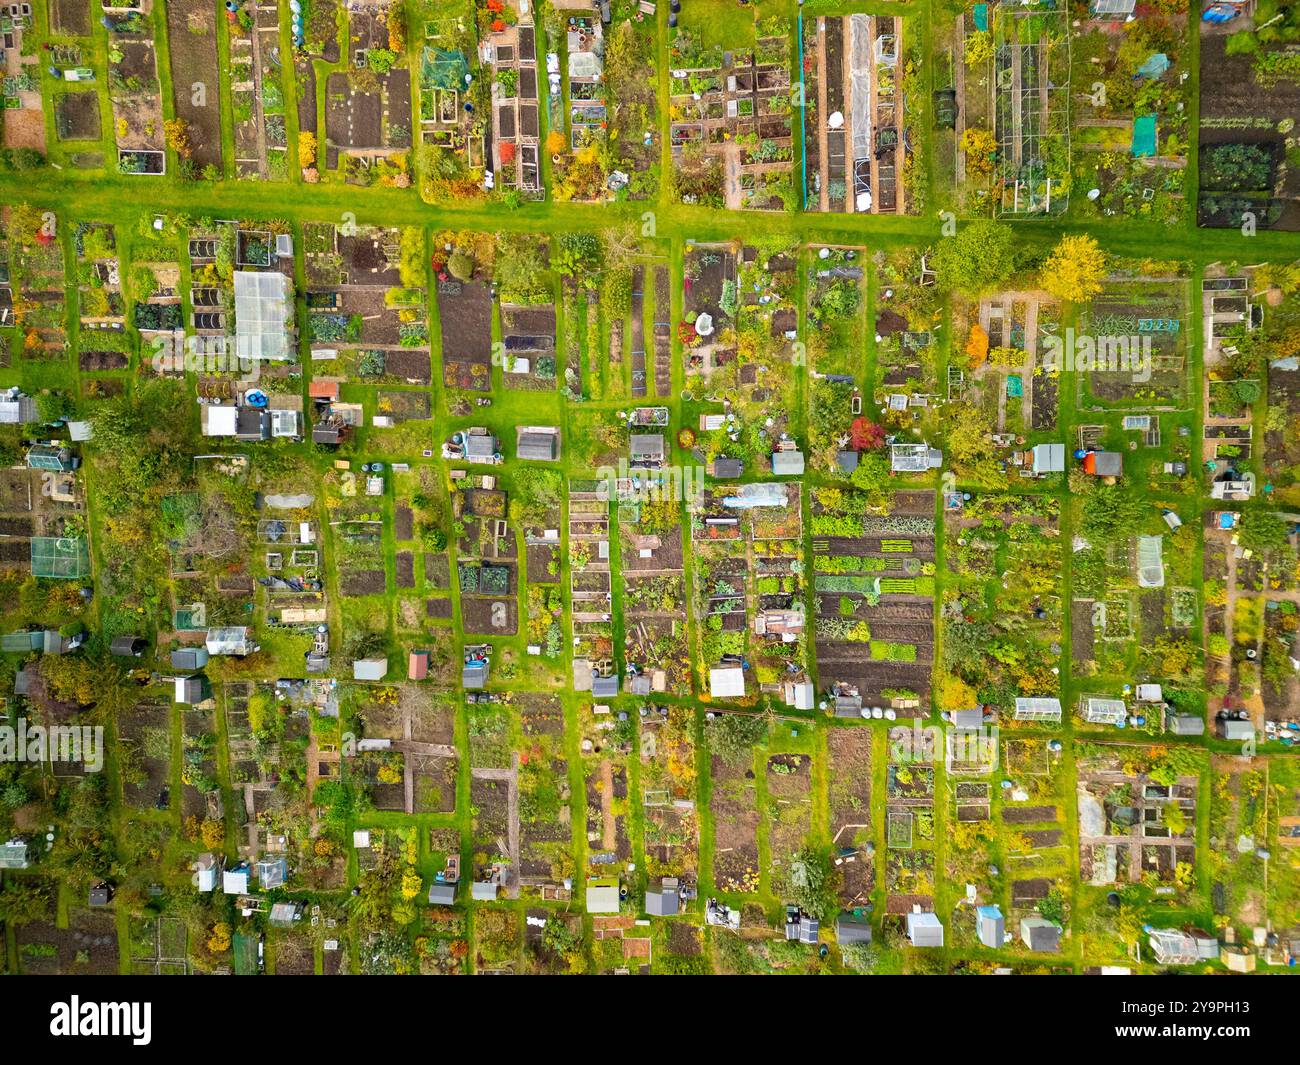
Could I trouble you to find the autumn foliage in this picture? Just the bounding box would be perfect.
[966,323,989,368]
[849,416,885,451]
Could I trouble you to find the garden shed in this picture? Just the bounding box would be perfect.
[977,905,1005,948]
[709,666,746,698]
[586,876,620,913]
[772,449,805,476]
[906,911,944,947]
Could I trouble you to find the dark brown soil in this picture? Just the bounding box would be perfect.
[395,551,414,588]
[381,349,431,383]
[438,281,493,365]
[52,0,90,35]
[55,91,101,141]
[394,505,414,540]
[342,569,387,596]
[79,350,128,371]
[461,596,518,636]
[1003,806,1057,824]
[166,0,223,170]
[526,541,561,583]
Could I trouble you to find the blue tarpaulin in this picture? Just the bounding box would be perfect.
[1136,52,1169,79]
[1131,114,1157,157]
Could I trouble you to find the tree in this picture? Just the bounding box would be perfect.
[1238,511,1291,555]
[36,391,77,423]
[1040,234,1107,303]
[788,846,840,923]
[939,675,977,711]
[7,203,47,246]
[960,126,997,176]
[965,323,989,368]
[849,450,892,503]
[703,713,765,764]
[0,880,51,925]
[946,403,995,468]
[10,147,45,172]
[1081,484,1146,540]
[601,223,641,275]
[930,219,1018,295]
[163,119,192,159]
[298,131,317,168]
[494,233,550,303]
[447,250,475,282]
[510,467,563,525]
[207,922,231,954]
[848,417,885,451]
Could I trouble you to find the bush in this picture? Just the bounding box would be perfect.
[447,250,475,282]
[704,713,765,765]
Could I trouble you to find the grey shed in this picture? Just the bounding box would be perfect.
[645,878,680,917]
[464,433,498,462]
[171,647,210,671]
[771,450,805,476]
[835,912,873,946]
[1220,719,1254,742]
[976,905,1004,948]
[1020,917,1062,953]
[428,883,456,905]
[462,661,489,689]
[517,432,559,461]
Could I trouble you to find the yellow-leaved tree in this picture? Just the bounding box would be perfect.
[1040,234,1107,303]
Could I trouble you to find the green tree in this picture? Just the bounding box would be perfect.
[788,846,840,924]
[1238,511,1291,555]
[930,219,1018,295]
[0,881,52,925]
[703,713,765,765]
